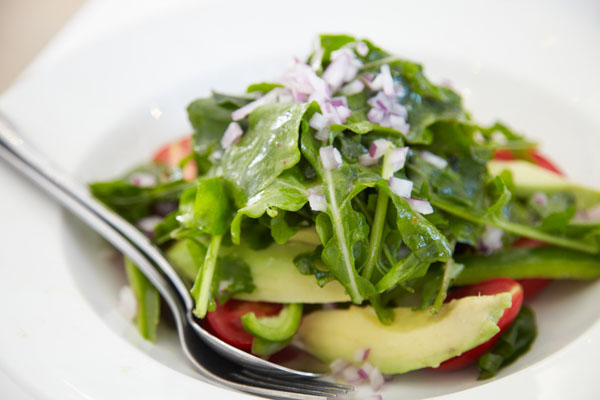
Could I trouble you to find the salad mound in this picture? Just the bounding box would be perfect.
[91,34,600,386]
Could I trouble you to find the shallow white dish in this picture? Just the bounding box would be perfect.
[1,1,600,399]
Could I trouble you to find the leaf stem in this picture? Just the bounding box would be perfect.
[431,199,597,254]
[362,191,388,280]
[191,234,222,318]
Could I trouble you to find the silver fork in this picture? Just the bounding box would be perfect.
[0,114,352,399]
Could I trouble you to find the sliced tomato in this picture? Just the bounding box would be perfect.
[492,148,564,299]
[153,135,197,181]
[205,300,282,351]
[434,278,523,371]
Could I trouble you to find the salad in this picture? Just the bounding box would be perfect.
[91,34,600,392]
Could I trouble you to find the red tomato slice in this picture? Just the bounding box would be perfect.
[153,136,197,181]
[492,148,564,298]
[434,278,523,371]
[205,300,282,351]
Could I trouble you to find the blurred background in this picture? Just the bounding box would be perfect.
[0,0,84,91]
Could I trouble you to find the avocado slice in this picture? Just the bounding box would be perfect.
[488,160,600,210]
[166,239,351,303]
[296,293,511,374]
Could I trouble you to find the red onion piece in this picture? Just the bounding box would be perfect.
[357,368,369,380]
[309,112,329,131]
[336,105,352,120]
[405,198,434,215]
[220,122,244,149]
[130,172,157,188]
[388,177,413,198]
[137,215,163,236]
[314,128,330,142]
[231,88,281,121]
[329,358,350,375]
[308,190,327,212]
[380,64,395,96]
[389,147,409,172]
[388,114,410,135]
[330,96,348,107]
[341,365,362,384]
[532,192,548,206]
[356,41,369,57]
[353,348,371,362]
[420,150,448,169]
[323,49,361,91]
[320,146,343,170]
[391,102,408,118]
[368,366,385,392]
[359,153,379,167]
[367,108,384,124]
[479,226,504,253]
[341,80,365,96]
[369,139,392,159]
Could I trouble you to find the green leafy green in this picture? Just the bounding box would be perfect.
[301,129,378,304]
[124,257,160,341]
[478,307,537,379]
[90,179,191,223]
[293,246,334,287]
[222,102,317,206]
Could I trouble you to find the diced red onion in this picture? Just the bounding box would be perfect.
[340,80,365,96]
[388,114,410,134]
[336,105,352,120]
[367,108,384,124]
[357,368,369,380]
[420,150,448,169]
[309,112,329,131]
[391,102,408,118]
[380,64,395,96]
[137,216,163,236]
[388,177,413,198]
[231,88,281,121]
[368,92,393,111]
[369,366,385,392]
[329,358,350,375]
[341,365,362,384]
[330,96,348,107]
[389,147,409,172]
[152,201,178,217]
[118,285,137,320]
[479,226,504,253]
[323,49,361,91]
[354,348,371,362]
[532,192,548,206]
[130,172,157,188]
[356,41,369,57]
[369,139,392,158]
[575,204,600,222]
[314,127,330,142]
[320,146,343,170]
[308,190,327,212]
[361,73,374,82]
[359,153,379,167]
[277,90,294,103]
[405,198,434,215]
[368,73,384,91]
[220,122,244,149]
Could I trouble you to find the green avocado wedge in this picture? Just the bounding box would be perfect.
[166,239,351,303]
[488,160,600,210]
[296,293,511,374]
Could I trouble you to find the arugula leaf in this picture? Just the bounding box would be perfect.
[222,102,318,206]
[124,257,160,341]
[178,177,233,318]
[230,169,308,244]
[301,130,377,304]
[478,307,537,379]
[246,82,284,94]
[90,179,191,223]
[293,245,334,287]
[187,97,234,173]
